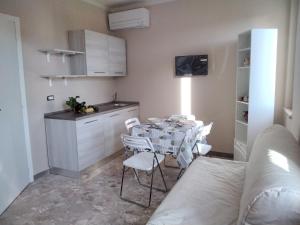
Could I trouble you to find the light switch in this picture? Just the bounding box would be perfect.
[47,95,55,101]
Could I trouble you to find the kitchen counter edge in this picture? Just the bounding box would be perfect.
[44,101,139,121]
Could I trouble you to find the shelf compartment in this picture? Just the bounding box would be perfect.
[236,102,248,125]
[236,68,250,100]
[234,138,247,161]
[235,122,248,144]
[238,50,251,67]
[238,31,251,50]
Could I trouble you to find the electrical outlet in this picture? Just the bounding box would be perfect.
[47,95,55,101]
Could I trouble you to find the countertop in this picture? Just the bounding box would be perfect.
[44,101,139,121]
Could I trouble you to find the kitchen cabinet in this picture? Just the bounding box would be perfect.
[45,105,139,178]
[76,115,105,170]
[108,36,126,76]
[103,107,139,157]
[68,30,126,76]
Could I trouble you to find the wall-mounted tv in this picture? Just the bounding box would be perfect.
[175,55,208,76]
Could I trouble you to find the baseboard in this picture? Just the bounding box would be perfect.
[207,151,233,159]
[33,169,49,180]
[50,167,80,178]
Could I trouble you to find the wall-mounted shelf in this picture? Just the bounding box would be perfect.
[39,49,85,63]
[236,100,249,105]
[41,75,90,87]
[41,74,117,87]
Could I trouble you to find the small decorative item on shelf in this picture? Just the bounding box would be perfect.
[243,54,250,66]
[66,96,97,114]
[243,111,248,122]
[240,95,249,103]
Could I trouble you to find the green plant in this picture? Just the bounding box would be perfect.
[66,96,84,112]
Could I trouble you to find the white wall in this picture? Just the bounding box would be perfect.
[114,0,290,153]
[291,2,300,142]
[0,0,292,173]
[0,0,116,175]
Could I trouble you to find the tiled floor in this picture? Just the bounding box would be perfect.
[0,154,180,225]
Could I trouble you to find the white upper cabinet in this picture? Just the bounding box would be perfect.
[108,36,126,76]
[68,30,126,76]
[85,30,109,75]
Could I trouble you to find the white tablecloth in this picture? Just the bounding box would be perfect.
[131,119,202,167]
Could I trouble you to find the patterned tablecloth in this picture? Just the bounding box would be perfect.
[132,119,203,168]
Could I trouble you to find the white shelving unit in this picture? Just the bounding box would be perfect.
[234,29,277,161]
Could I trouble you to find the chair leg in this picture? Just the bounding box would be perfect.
[120,165,126,197]
[197,145,201,157]
[133,169,142,185]
[120,156,167,208]
[177,168,185,180]
[120,163,156,208]
[148,158,155,207]
[155,155,168,192]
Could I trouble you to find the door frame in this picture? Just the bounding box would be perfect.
[0,13,33,182]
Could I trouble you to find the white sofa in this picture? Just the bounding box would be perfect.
[147,125,300,225]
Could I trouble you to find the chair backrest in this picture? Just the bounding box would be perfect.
[169,114,196,121]
[121,134,155,152]
[177,130,194,168]
[199,122,213,137]
[125,117,140,132]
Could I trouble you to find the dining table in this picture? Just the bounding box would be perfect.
[131,118,204,168]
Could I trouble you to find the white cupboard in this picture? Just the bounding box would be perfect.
[45,106,139,177]
[108,36,126,76]
[68,30,126,76]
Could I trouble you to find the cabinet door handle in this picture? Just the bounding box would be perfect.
[94,72,105,74]
[128,109,137,112]
[110,113,120,118]
[84,119,98,124]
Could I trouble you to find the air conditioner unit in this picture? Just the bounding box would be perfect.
[108,8,150,30]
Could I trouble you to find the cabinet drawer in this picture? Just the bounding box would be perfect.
[125,107,139,118]
[76,115,103,127]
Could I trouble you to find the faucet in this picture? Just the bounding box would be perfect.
[113,92,117,102]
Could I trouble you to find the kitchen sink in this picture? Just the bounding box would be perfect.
[113,103,128,107]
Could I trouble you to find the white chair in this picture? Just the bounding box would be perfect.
[169,114,196,121]
[120,134,168,208]
[192,122,213,157]
[125,117,140,133]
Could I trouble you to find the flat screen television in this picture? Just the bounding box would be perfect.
[175,55,208,76]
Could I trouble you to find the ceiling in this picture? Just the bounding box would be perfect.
[82,0,178,10]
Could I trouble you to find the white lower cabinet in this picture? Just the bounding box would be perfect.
[45,106,139,177]
[76,116,105,170]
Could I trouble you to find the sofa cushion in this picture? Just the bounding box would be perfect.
[238,125,300,225]
[147,157,246,225]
